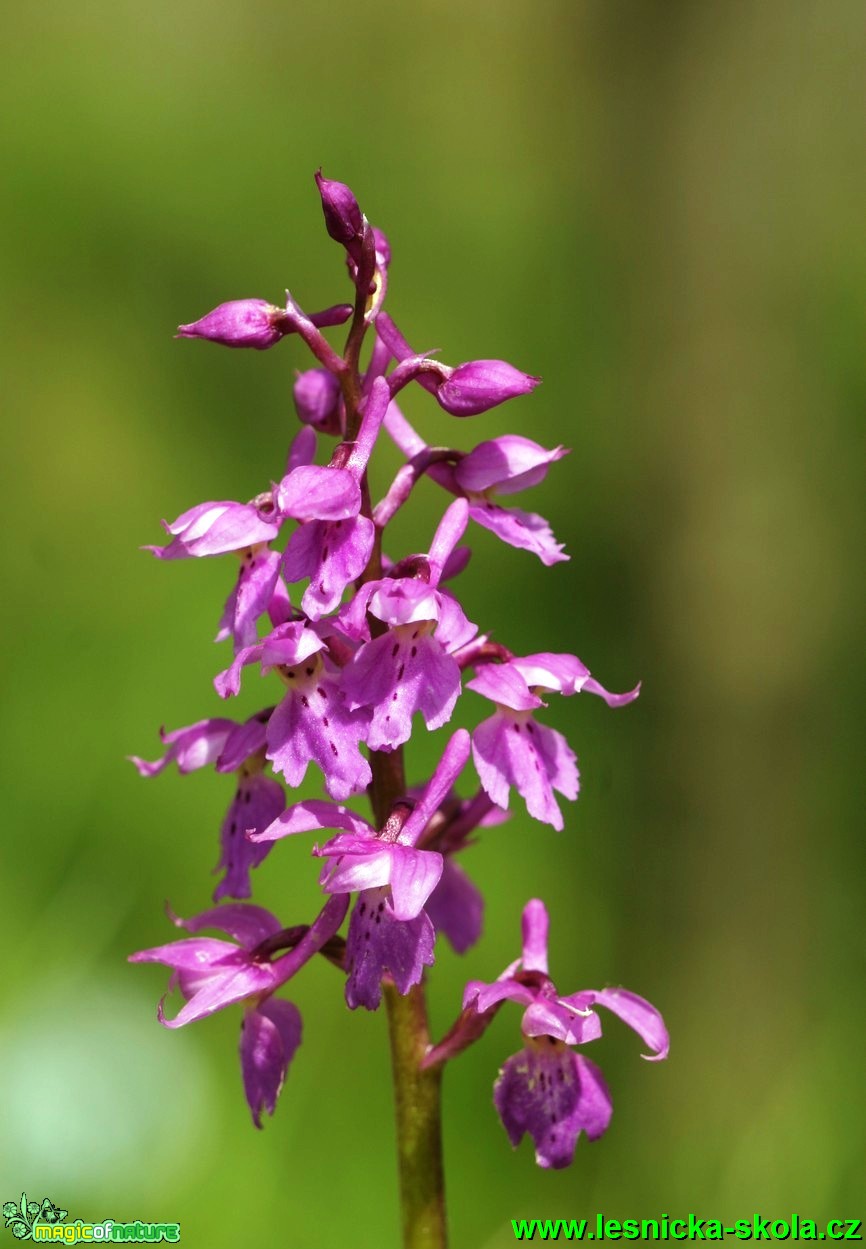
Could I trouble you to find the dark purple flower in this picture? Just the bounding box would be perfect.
[466,654,639,830]
[462,900,667,1168]
[240,997,302,1128]
[176,299,289,349]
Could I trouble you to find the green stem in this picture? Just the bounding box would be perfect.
[369,745,448,1248]
[385,983,448,1249]
[349,292,447,1248]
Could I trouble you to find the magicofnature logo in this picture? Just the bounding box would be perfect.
[3,1197,67,1241]
[2,1195,180,1243]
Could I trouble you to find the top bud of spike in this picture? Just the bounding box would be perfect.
[315,170,364,248]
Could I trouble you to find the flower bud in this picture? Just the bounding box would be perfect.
[315,170,364,246]
[176,299,286,350]
[435,360,541,417]
[293,369,342,434]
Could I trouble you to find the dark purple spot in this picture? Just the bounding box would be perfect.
[392,642,399,657]
[410,646,417,657]
[330,741,338,757]
[306,666,314,676]
[321,547,329,561]
[322,716,329,727]
[318,686,328,699]
[301,695,309,707]
[397,664,405,680]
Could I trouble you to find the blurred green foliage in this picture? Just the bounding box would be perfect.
[2,2,864,1245]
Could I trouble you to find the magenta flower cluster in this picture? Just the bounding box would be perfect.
[130,174,667,1165]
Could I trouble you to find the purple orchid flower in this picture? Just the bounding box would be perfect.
[146,498,280,561]
[215,621,372,801]
[453,435,569,565]
[131,897,347,1124]
[130,903,296,1028]
[129,718,236,777]
[252,730,471,1009]
[144,493,289,652]
[433,899,667,1169]
[465,653,640,831]
[339,500,476,750]
[131,714,285,901]
[282,377,389,619]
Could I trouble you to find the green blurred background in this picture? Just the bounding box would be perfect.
[2,1,864,1244]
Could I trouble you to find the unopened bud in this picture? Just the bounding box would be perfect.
[435,360,540,417]
[293,369,342,434]
[176,299,285,350]
[315,171,363,246]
